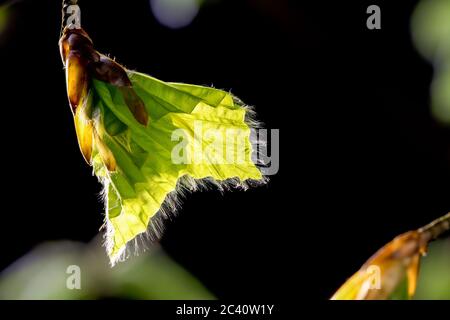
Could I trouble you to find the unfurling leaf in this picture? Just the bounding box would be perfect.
[59,26,266,265]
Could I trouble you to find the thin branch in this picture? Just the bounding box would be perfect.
[419,212,450,243]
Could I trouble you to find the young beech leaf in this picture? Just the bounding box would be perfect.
[59,27,267,265]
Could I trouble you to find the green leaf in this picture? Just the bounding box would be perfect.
[91,72,264,264]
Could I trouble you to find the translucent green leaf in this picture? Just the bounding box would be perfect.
[90,72,264,264]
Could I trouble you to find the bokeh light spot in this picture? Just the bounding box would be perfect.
[150,0,200,29]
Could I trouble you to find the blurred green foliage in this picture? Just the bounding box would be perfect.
[0,5,10,35]
[411,0,450,299]
[415,239,450,300]
[0,239,214,300]
[412,0,450,124]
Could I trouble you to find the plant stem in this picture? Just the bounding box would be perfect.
[418,212,450,243]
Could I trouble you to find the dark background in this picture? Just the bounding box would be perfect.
[0,0,449,300]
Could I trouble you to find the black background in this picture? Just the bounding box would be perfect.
[0,0,449,300]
